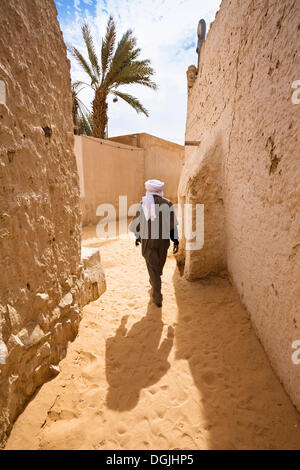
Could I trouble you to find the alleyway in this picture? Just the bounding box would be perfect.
[6,227,300,450]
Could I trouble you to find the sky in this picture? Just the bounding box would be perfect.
[54,0,222,144]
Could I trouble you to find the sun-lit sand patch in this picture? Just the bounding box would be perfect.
[6,227,300,450]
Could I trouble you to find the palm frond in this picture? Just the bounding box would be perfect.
[79,112,93,136]
[72,81,92,127]
[72,80,90,94]
[82,23,101,81]
[109,62,157,90]
[101,16,116,82]
[112,90,149,116]
[103,30,136,88]
[68,44,96,86]
[77,97,91,116]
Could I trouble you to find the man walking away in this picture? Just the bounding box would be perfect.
[129,179,179,307]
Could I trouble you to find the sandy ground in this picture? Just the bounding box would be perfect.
[6,226,300,450]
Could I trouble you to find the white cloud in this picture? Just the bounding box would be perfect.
[60,0,222,144]
[74,0,81,11]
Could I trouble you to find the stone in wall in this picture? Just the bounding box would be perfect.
[186,65,197,92]
[80,247,106,307]
[180,0,300,411]
[0,0,82,447]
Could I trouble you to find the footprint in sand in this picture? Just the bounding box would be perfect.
[48,409,78,422]
[117,423,128,435]
[182,315,192,323]
[180,433,198,449]
[76,351,98,364]
[155,406,166,419]
[201,371,216,386]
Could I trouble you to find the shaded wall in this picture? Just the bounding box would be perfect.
[0,0,82,446]
[76,133,184,226]
[141,133,184,204]
[180,0,300,411]
[110,133,184,204]
[75,136,144,226]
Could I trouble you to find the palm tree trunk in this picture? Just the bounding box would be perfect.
[92,89,108,139]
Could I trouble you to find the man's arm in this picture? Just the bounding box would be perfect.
[170,228,179,245]
[129,204,141,245]
[170,204,179,254]
[170,227,179,253]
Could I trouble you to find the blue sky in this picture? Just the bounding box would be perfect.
[54,0,222,144]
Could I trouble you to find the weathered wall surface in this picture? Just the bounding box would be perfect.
[110,133,184,203]
[140,133,184,204]
[75,135,145,226]
[76,133,183,226]
[180,0,300,410]
[0,0,82,446]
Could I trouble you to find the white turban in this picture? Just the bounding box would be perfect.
[142,179,164,221]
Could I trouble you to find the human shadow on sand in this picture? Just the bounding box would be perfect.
[105,301,174,411]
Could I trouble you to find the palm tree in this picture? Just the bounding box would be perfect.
[69,17,157,139]
[71,81,92,135]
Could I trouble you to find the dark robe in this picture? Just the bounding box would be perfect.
[129,195,179,305]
